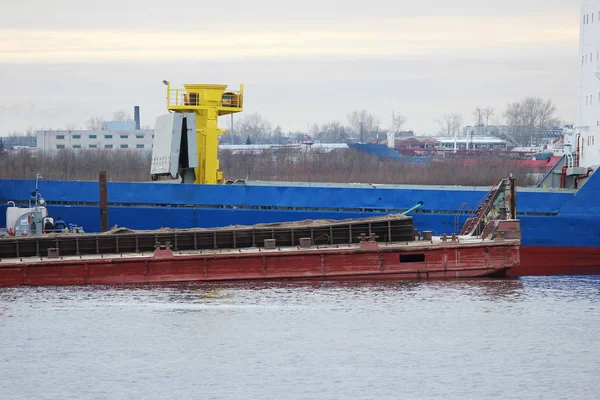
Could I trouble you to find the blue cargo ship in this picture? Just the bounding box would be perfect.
[1,168,599,275]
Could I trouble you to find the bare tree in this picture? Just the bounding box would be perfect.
[236,112,273,144]
[347,110,380,142]
[390,111,406,134]
[472,106,494,134]
[435,113,463,137]
[503,97,561,145]
[483,107,494,126]
[86,116,105,130]
[473,107,484,126]
[112,109,132,121]
[504,97,560,127]
[307,123,320,138]
[273,125,284,143]
[315,121,347,143]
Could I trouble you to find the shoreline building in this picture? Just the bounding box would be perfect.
[35,106,154,152]
[577,0,600,167]
[36,129,154,151]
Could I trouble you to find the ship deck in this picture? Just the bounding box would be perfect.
[0,235,518,266]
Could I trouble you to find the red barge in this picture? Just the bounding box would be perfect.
[0,177,521,286]
[0,228,520,286]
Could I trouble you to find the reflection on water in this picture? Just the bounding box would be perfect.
[1,277,599,399]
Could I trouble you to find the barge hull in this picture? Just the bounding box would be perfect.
[0,241,519,286]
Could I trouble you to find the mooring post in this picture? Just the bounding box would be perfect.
[99,171,109,232]
[509,174,517,220]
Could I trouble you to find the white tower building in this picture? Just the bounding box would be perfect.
[577,0,600,168]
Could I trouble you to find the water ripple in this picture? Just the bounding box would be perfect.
[1,276,599,399]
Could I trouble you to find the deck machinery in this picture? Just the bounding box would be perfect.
[150,82,244,184]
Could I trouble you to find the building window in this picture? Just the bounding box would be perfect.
[89,134,97,139]
[136,135,144,139]
[73,145,81,149]
[105,144,113,149]
[89,144,97,148]
[73,134,81,139]
[105,134,113,139]
[136,144,144,149]
[120,144,128,149]
[56,135,65,140]
[56,144,65,149]
[120,134,128,139]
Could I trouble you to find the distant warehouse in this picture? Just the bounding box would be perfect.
[36,128,155,152]
[35,105,155,152]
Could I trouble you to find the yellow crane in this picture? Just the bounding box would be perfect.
[162,81,244,184]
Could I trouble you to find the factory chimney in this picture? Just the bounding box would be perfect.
[134,106,140,130]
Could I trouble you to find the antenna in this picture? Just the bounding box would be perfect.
[35,173,43,191]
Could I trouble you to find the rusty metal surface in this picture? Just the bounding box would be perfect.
[0,238,520,286]
[0,215,415,260]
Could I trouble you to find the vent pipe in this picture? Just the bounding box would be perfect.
[134,106,140,130]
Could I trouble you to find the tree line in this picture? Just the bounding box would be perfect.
[225,96,563,147]
[0,147,540,187]
[3,96,563,148]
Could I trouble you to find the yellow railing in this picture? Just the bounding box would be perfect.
[167,89,244,109]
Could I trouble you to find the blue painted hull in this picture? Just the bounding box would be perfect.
[1,171,599,249]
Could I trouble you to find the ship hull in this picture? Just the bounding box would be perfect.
[0,241,518,287]
[1,173,599,277]
[510,246,600,276]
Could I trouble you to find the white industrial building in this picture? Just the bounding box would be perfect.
[36,129,154,152]
[577,0,600,167]
[219,143,348,154]
[433,136,507,151]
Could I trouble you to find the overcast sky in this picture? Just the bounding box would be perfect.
[0,0,582,136]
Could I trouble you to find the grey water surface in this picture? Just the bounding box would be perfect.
[1,277,599,400]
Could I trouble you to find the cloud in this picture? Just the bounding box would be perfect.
[0,15,578,63]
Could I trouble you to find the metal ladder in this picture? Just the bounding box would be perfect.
[459,178,506,236]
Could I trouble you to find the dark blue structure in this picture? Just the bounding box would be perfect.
[347,143,431,163]
[1,172,599,250]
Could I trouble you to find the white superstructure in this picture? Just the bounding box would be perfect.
[577,0,600,167]
[36,129,154,152]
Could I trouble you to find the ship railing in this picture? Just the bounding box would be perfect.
[565,152,574,169]
[454,203,473,234]
[167,89,244,109]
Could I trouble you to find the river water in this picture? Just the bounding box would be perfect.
[1,277,599,400]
